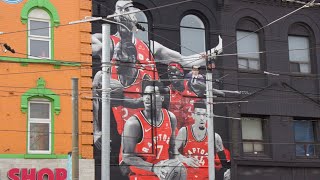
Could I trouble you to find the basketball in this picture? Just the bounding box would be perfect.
[159,159,187,180]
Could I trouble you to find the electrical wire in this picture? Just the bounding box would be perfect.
[1,0,319,160]
[0,0,195,37]
[0,1,318,119]
[0,0,316,73]
[106,0,195,19]
[2,5,317,75]
[1,129,320,153]
[1,70,320,99]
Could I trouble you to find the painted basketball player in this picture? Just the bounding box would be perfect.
[175,101,231,180]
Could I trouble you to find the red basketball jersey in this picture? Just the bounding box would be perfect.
[168,85,184,128]
[110,35,159,134]
[130,109,173,177]
[183,126,209,180]
[183,126,231,179]
[110,35,158,79]
[181,80,197,97]
[169,80,199,129]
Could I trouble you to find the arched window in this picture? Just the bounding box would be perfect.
[28,9,51,59]
[21,0,60,60]
[180,15,206,56]
[236,18,263,70]
[288,23,312,74]
[135,9,149,43]
[21,78,60,155]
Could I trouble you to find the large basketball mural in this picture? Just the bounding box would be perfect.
[91,0,231,179]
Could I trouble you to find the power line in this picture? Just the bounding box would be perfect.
[1,69,320,98]
[0,0,195,36]
[0,1,318,100]
[0,23,73,36]
[106,0,195,19]
[1,120,319,140]
[0,62,319,99]
[1,3,318,76]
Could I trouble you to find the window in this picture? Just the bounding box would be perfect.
[241,117,265,154]
[294,120,318,157]
[21,78,60,157]
[237,31,260,70]
[28,100,51,154]
[135,9,149,43]
[28,9,51,59]
[288,36,310,73]
[180,15,206,56]
[21,0,60,61]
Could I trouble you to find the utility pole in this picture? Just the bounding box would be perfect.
[101,24,111,180]
[206,59,215,180]
[72,78,79,180]
[69,17,127,180]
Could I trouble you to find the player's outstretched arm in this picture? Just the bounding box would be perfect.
[91,33,114,59]
[215,133,224,152]
[215,133,231,170]
[150,35,223,68]
[92,33,102,58]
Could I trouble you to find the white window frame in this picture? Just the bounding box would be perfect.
[237,31,260,70]
[180,15,206,56]
[288,35,311,74]
[28,13,51,59]
[241,117,265,154]
[27,99,52,154]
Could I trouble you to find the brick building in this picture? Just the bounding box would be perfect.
[221,0,320,179]
[0,0,94,179]
[91,0,320,179]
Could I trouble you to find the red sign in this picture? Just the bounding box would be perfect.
[7,168,67,180]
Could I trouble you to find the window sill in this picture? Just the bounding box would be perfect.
[238,69,263,75]
[0,154,70,159]
[295,156,320,160]
[289,72,315,77]
[24,154,58,159]
[0,56,81,68]
[241,152,271,159]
